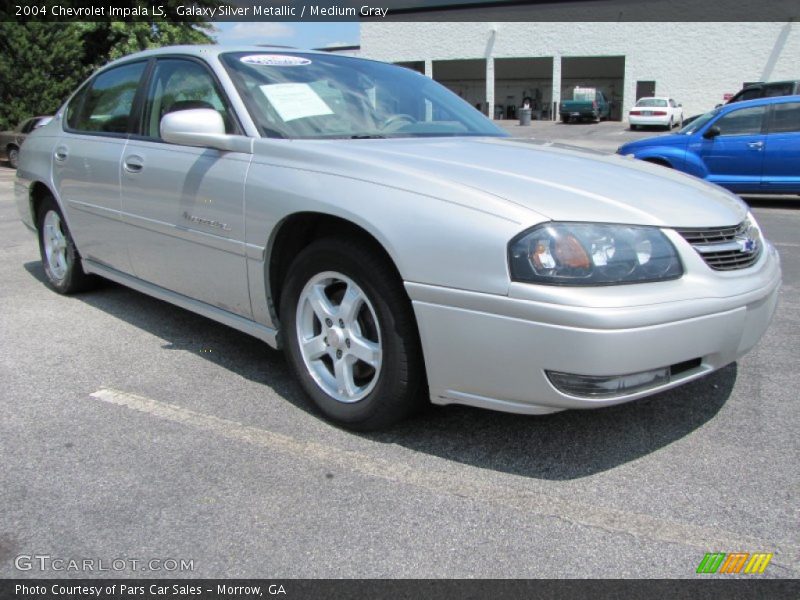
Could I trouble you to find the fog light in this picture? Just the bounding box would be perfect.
[546,367,670,398]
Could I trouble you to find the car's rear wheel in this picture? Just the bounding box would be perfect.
[630,124,638,131]
[7,146,19,169]
[666,118,673,130]
[280,237,424,430]
[36,196,95,294]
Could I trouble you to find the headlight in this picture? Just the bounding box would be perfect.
[509,222,683,285]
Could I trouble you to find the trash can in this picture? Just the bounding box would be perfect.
[518,108,532,126]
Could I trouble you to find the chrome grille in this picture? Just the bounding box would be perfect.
[676,222,761,271]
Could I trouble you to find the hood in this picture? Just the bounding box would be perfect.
[619,133,690,153]
[257,136,748,228]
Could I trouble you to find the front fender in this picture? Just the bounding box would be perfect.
[244,162,523,297]
[631,145,695,173]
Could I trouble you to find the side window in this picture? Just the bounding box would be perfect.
[67,62,146,134]
[768,102,800,134]
[21,119,37,134]
[764,84,793,98]
[714,106,766,136]
[143,59,235,139]
[733,88,762,103]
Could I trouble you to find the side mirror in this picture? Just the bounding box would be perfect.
[160,109,252,153]
[703,125,721,139]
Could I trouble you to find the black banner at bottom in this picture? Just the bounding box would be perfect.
[2,579,799,600]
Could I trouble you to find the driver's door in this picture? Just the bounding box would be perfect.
[692,105,767,192]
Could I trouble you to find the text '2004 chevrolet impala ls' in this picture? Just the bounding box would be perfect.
[16,46,781,429]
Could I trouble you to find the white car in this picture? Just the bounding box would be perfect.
[629,97,684,130]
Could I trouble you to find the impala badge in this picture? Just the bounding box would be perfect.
[183,212,231,232]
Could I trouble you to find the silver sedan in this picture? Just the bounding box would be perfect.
[15,46,781,429]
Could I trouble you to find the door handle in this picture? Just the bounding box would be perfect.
[123,155,144,173]
[54,146,68,162]
[747,141,764,150]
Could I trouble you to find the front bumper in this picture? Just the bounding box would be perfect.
[407,243,781,415]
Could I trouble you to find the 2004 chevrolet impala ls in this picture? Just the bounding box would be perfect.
[16,47,781,429]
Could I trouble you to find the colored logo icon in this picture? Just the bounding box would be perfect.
[696,552,773,574]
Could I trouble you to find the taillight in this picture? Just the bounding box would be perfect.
[630,110,641,115]
[652,111,667,115]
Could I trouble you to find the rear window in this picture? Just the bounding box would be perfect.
[636,99,668,107]
[769,102,800,134]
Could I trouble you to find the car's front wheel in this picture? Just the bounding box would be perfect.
[36,196,95,294]
[7,146,19,169]
[280,237,424,430]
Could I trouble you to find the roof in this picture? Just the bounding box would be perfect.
[720,94,800,111]
[100,45,333,71]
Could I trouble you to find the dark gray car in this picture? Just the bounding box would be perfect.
[0,116,52,169]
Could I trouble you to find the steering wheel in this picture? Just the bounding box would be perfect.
[380,113,417,132]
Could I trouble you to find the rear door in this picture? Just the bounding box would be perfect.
[120,57,252,318]
[761,100,800,192]
[53,61,148,273]
[692,104,767,192]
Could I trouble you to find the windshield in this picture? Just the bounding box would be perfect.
[679,108,720,134]
[220,52,507,139]
[636,98,667,107]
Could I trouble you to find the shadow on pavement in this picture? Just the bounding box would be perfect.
[25,260,735,481]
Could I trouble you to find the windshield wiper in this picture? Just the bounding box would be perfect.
[350,134,386,139]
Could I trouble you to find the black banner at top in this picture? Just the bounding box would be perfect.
[2,0,799,22]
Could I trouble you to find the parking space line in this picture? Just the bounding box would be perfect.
[89,387,799,572]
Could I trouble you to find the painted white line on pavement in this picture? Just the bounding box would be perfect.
[90,387,799,573]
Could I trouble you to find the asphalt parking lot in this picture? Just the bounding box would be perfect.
[0,134,798,579]
[498,118,672,152]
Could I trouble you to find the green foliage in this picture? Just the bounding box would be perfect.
[0,22,90,130]
[0,4,222,130]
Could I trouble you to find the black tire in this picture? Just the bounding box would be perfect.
[36,196,96,294]
[8,146,19,169]
[644,158,673,169]
[561,115,568,124]
[630,124,638,131]
[666,118,673,130]
[280,237,425,430]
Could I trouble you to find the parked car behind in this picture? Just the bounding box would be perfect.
[16,46,780,429]
[628,97,683,130]
[683,80,800,126]
[618,95,800,194]
[559,88,610,123]
[727,80,800,104]
[0,116,52,169]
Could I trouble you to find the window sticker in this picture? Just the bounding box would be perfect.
[241,55,311,67]
[259,83,334,122]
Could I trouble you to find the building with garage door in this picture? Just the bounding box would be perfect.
[359,18,799,122]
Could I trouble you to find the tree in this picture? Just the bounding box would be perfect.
[0,22,90,130]
[0,2,223,129]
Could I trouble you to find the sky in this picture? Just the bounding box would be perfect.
[213,22,360,49]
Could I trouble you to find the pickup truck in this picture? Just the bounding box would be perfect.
[559,89,611,123]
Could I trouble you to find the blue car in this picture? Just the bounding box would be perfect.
[618,95,800,194]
